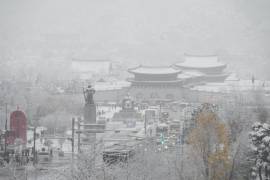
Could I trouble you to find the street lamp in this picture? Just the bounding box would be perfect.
[28,126,37,165]
[2,103,8,161]
[29,115,39,165]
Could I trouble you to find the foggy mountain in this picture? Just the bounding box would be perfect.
[0,0,269,79]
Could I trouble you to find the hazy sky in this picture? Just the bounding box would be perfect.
[0,0,270,78]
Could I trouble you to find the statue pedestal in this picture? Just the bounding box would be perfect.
[84,104,96,124]
[81,86,96,152]
[83,103,97,144]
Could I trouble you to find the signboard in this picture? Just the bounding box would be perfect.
[9,110,27,145]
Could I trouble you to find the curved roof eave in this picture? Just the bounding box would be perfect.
[175,54,227,69]
[128,65,181,75]
[175,63,227,69]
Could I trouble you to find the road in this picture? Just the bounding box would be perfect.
[0,151,74,180]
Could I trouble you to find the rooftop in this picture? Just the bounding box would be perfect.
[176,54,226,69]
[191,80,270,93]
[126,78,183,83]
[178,70,205,79]
[128,65,181,75]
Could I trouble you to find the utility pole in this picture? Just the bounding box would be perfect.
[77,117,81,153]
[180,121,185,173]
[159,103,161,121]
[71,118,75,159]
[33,126,36,165]
[144,114,147,135]
[71,117,75,175]
[4,103,8,157]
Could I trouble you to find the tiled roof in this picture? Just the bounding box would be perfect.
[176,54,226,69]
[178,71,205,79]
[128,65,181,75]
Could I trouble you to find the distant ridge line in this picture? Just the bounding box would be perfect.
[72,58,111,62]
[184,53,218,57]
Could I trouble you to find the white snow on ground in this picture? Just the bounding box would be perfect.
[191,80,270,93]
[94,81,130,91]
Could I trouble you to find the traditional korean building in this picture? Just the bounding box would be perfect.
[175,54,229,83]
[127,66,183,102]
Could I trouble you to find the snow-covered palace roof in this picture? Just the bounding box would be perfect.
[128,65,181,75]
[176,54,226,69]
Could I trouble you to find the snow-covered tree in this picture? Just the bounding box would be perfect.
[249,122,270,180]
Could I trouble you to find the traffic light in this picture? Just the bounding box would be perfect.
[160,133,165,145]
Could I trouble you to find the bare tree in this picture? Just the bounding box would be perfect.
[254,89,269,123]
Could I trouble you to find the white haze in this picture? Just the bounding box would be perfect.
[0,0,269,79]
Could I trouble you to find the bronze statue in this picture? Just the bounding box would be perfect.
[83,85,95,104]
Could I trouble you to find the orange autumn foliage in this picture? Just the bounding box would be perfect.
[188,111,231,180]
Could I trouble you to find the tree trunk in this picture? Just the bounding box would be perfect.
[265,165,269,179]
[258,166,262,180]
[205,166,209,180]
